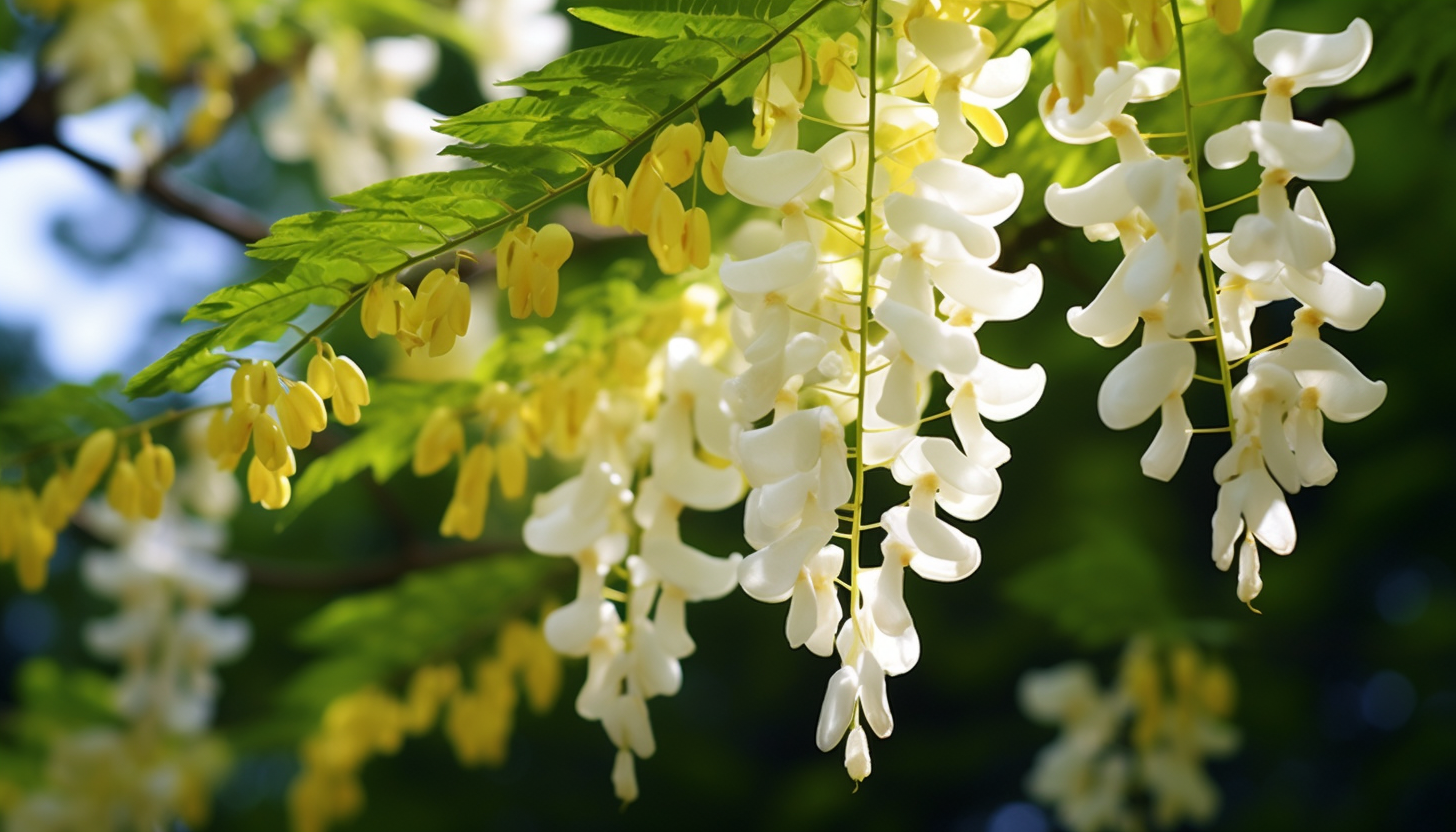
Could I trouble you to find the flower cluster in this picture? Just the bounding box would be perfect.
[1020,639,1239,832]
[495,223,575,319]
[204,345,369,511]
[589,123,712,275]
[289,618,560,832]
[1201,20,1384,606]
[712,1,1044,781]
[1042,18,1384,607]
[360,267,474,356]
[0,428,115,590]
[525,313,745,801]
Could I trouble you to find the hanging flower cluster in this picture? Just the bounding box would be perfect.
[1201,20,1384,607]
[203,343,370,511]
[714,0,1044,782]
[589,122,712,275]
[524,293,744,802]
[1042,15,1383,608]
[289,618,560,832]
[1020,638,1239,832]
[2,483,247,832]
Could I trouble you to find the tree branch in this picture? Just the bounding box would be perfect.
[0,74,272,245]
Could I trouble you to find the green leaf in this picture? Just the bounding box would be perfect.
[435,95,659,154]
[570,0,793,39]
[0,375,130,451]
[123,328,234,398]
[1004,520,1177,648]
[283,554,565,711]
[276,380,478,525]
[186,262,358,328]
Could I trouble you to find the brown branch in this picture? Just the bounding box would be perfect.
[0,73,272,245]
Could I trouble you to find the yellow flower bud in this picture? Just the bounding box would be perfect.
[308,353,337,400]
[685,207,711,270]
[533,223,574,271]
[247,455,292,510]
[440,443,493,540]
[649,188,688,275]
[360,280,388,339]
[251,361,280,407]
[624,153,665,234]
[1208,0,1241,34]
[413,407,464,477]
[69,428,115,501]
[107,455,143,519]
[38,471,73,531]
[252,412,290,472]
[588,169,628,228]
[445,281,471,338]
[136,432,175,491]
[1131,0,1174,62]
[651,122,704,187]
[495,440,527,500]
[816,33,859,92]
[16,513,56,592]
[331,355,370,425]
[417,268,460,324]
[701,132,729,196]
[230,363,255,412]
[495,224,535,291]
[528,261,559,319]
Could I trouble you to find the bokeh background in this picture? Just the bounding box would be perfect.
[1,0,1453,829]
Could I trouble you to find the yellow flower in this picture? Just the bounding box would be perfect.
[330,354,371,426]
[588,169,628,228]
[412,407,465,477]
[69,427,116,503]
[651,122,704,187]
[277,381,329,449]
[816,33,860,92]
[701,132,730,196]
[247,450,295,510]
[495,439,528,500]
[440,443,494,540]
[624,153,666,233]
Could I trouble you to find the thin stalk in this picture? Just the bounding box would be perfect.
[1171,0,1237,438]
[850,0,880,643]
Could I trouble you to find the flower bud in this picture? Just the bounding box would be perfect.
[495,439,527,500]
[533,223,574,271]
[107,455,143,519]
[70,428,116,501]
[625,154,665,233]
[588,169,627,228]
[651,122,704,187]
[307,353,336,400]
[701,132,729,195]
[413,407,465,477]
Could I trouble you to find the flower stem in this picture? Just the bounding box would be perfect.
[850,0,881,640]
[1171,0,1237,439]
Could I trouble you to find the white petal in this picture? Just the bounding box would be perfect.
[1098,340,1196,430]
[640,532,741,602]
[1254,19,1373,92]
[723,147,824,207]
[1281,263,1384,331]
[719,240,818,299]
[914,160,1023,225]
[816,665,860,751]
[857,650,894,739]
[931,261,1042,322]
[870,554,913,637]
[963,50,1032,109]
[738,409,823,486]
[1141,396,1193,481]
[1242,468,1297,554]
[739,522,833,602]
[884,192,1000,262]
[1045,164,1135,228]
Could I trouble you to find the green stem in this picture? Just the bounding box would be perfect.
[850,0,880,641]
[1170,0,1237,438]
